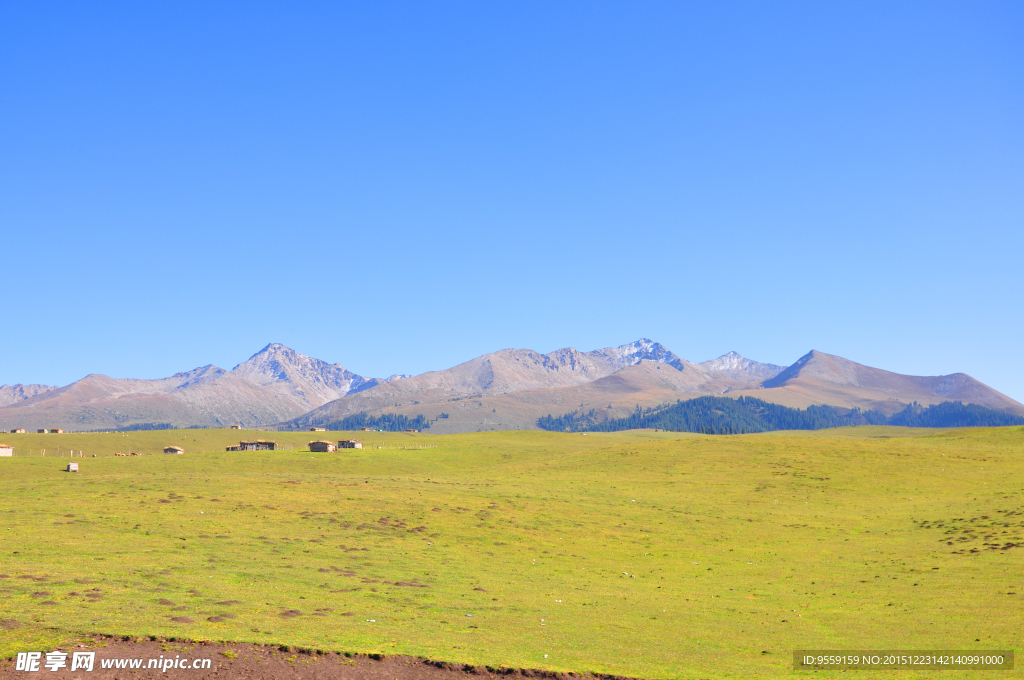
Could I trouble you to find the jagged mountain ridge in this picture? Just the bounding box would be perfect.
[283,345,1024,433]
[0,383,59,408]
[700,351,786,382]
[2,341,1021,432]
[229,343,383,406]
[0,344,380,431]
[286,339,695,425]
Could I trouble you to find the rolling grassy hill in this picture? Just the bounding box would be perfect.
[1,426,1022,678]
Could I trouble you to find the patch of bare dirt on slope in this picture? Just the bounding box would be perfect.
[0,636,638,680]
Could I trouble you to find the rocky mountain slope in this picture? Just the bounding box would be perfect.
[0,383,59,407]
[228,343,383,407]
[283,345,1024,433]
[3,341,1021,433]
[724,350,1024,416]
[0,344,380,431]
[284,345,798,432]
[283,339,698,428]
[699,351,786,381]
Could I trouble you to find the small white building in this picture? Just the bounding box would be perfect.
[0,445,13,457]
[230,424,242,430]
[339,439,363,449]
[309,427,326,432]
[67,462,78,472]
[309,440,336,452]
[163,446,185,455]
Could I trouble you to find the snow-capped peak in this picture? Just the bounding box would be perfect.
[610,339,687,371]
[701,352,785,381]
[229,343,381,404]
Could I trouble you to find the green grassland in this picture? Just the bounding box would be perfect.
[0,427,1022,678]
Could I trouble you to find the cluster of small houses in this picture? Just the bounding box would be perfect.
[308,439,363,452]
[311,427,418,433]
[0,424,397,458]
[0,428,61,457]
[180,437,368,453]
[221,439,364,452]
[2,439,365,457]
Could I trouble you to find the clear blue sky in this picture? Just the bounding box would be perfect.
[2,2,1022,402]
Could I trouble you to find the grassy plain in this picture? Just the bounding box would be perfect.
[0,427,1021,678]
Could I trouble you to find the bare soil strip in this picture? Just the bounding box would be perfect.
[0,636,637,680]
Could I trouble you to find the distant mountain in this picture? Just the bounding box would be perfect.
[229,343,383,408]
[740,350,1024,416]
[0,344,379,431]
[2,341,1021,433]
[282,344,1024,433]
[700,352,786,382]
[281,339,700,430]
[0,383,59,407]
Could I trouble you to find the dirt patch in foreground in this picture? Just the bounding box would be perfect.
[0,636,634,680]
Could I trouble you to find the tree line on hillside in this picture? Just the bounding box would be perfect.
[537,396,1023,434]
[312,412,433,432]
[119,422,177,431]
[887,401,1024,428]
[82,423,208,432]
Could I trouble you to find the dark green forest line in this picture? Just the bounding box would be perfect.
[296,411,450,432]
[537,396,1024,434]
[886,400,1024,428]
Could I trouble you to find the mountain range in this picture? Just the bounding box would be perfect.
[1,340,1021,433]
[0,344,387,431]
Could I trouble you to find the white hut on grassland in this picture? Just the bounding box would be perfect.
[0,445,13,457]
[309,440,336,452]
[164,446,185,455]
[339,440,363,449]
